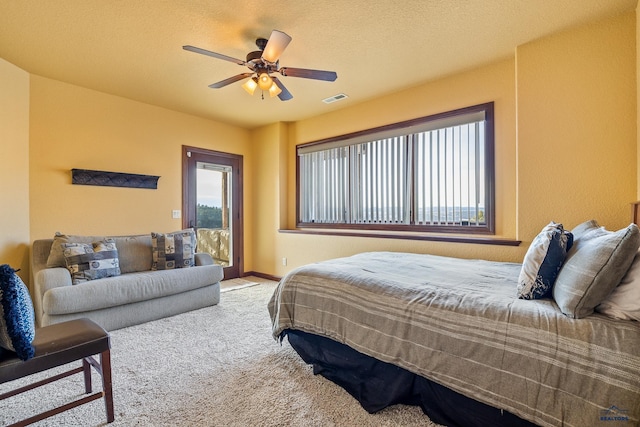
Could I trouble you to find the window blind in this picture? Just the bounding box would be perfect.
[297,102,494,233]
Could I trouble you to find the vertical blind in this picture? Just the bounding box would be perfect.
[413,122,485,226]
[298,103,492,231]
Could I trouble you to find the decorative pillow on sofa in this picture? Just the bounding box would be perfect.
[0,264,35,360]
[517,222,573,300]
[553,220,640,319]
[62,238,121,285]
[46,232,104,268]
[596,249,640,321]
[151,229,196,270]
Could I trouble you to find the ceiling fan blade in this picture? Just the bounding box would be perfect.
[183,45,246,66]
[261,30,292,63]
[272,77,293,101]
[208,73,254,89]
[279,67,337,82]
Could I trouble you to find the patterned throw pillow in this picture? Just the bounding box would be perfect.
[62,238,121,285]
[0,264,35,360]
[517,222,573,300]
[151,229,196,270]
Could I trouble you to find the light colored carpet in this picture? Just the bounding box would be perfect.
[220,277,260,293]
[1,283,441,426]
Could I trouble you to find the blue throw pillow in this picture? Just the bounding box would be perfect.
[0,264,36,360]
[517,222,574,300]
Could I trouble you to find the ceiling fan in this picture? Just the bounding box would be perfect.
[183,30,337,101]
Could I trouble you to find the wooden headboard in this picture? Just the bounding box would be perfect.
[631,201,640,225]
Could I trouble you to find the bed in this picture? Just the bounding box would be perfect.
[268,221,640,427]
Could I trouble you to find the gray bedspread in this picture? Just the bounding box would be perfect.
[268,251,640,427]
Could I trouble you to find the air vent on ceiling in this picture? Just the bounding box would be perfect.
[322,93,348,104]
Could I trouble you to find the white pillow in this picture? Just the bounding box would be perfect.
[596,249,640,321]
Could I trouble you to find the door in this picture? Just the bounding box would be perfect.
[183,146,243,279]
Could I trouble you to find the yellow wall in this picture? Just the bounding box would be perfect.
[0,59,30,280]
[29,75,252,249]
[252,11,637,277]
[517,11,636,240]
[249,123,280,273]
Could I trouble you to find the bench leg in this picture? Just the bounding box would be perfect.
[101,350,115,423]
[82,358,92,393]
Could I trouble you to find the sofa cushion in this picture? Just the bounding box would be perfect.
[112,235,153,274]
[553,221,640,318]
[43,264,223,315]
[62,238,121,285]
[0,265,35,360]
[151,229,196,270]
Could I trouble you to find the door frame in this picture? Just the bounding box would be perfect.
[182,145,243,279]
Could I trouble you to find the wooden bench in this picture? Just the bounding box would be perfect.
[0,318,113,426]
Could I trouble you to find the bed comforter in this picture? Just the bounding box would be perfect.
[268,251,640,427]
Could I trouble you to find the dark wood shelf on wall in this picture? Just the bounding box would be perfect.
[71,169,160,189]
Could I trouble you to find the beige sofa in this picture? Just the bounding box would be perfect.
[31,233,223,331]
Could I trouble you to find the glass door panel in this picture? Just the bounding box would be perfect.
[196,162,232,268]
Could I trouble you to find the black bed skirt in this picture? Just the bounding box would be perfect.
[284,329,538,427]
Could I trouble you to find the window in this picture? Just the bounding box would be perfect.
[297,102,494,234]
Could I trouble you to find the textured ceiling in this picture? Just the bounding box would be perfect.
[0,0,636,129]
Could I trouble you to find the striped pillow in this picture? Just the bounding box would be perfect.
[553,221,640,318]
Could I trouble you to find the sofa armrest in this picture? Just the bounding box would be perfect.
[33,267,72,327]
[194,252,215,266]
[36,267,73,293]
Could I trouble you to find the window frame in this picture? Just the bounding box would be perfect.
[296,102,495,235]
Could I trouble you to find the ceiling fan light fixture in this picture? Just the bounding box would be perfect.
[269,82,282,98]
[262,30,292,63]
[257,72,273,91]
[242,77,258,95]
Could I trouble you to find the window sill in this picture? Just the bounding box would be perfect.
[278,228,521,246]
